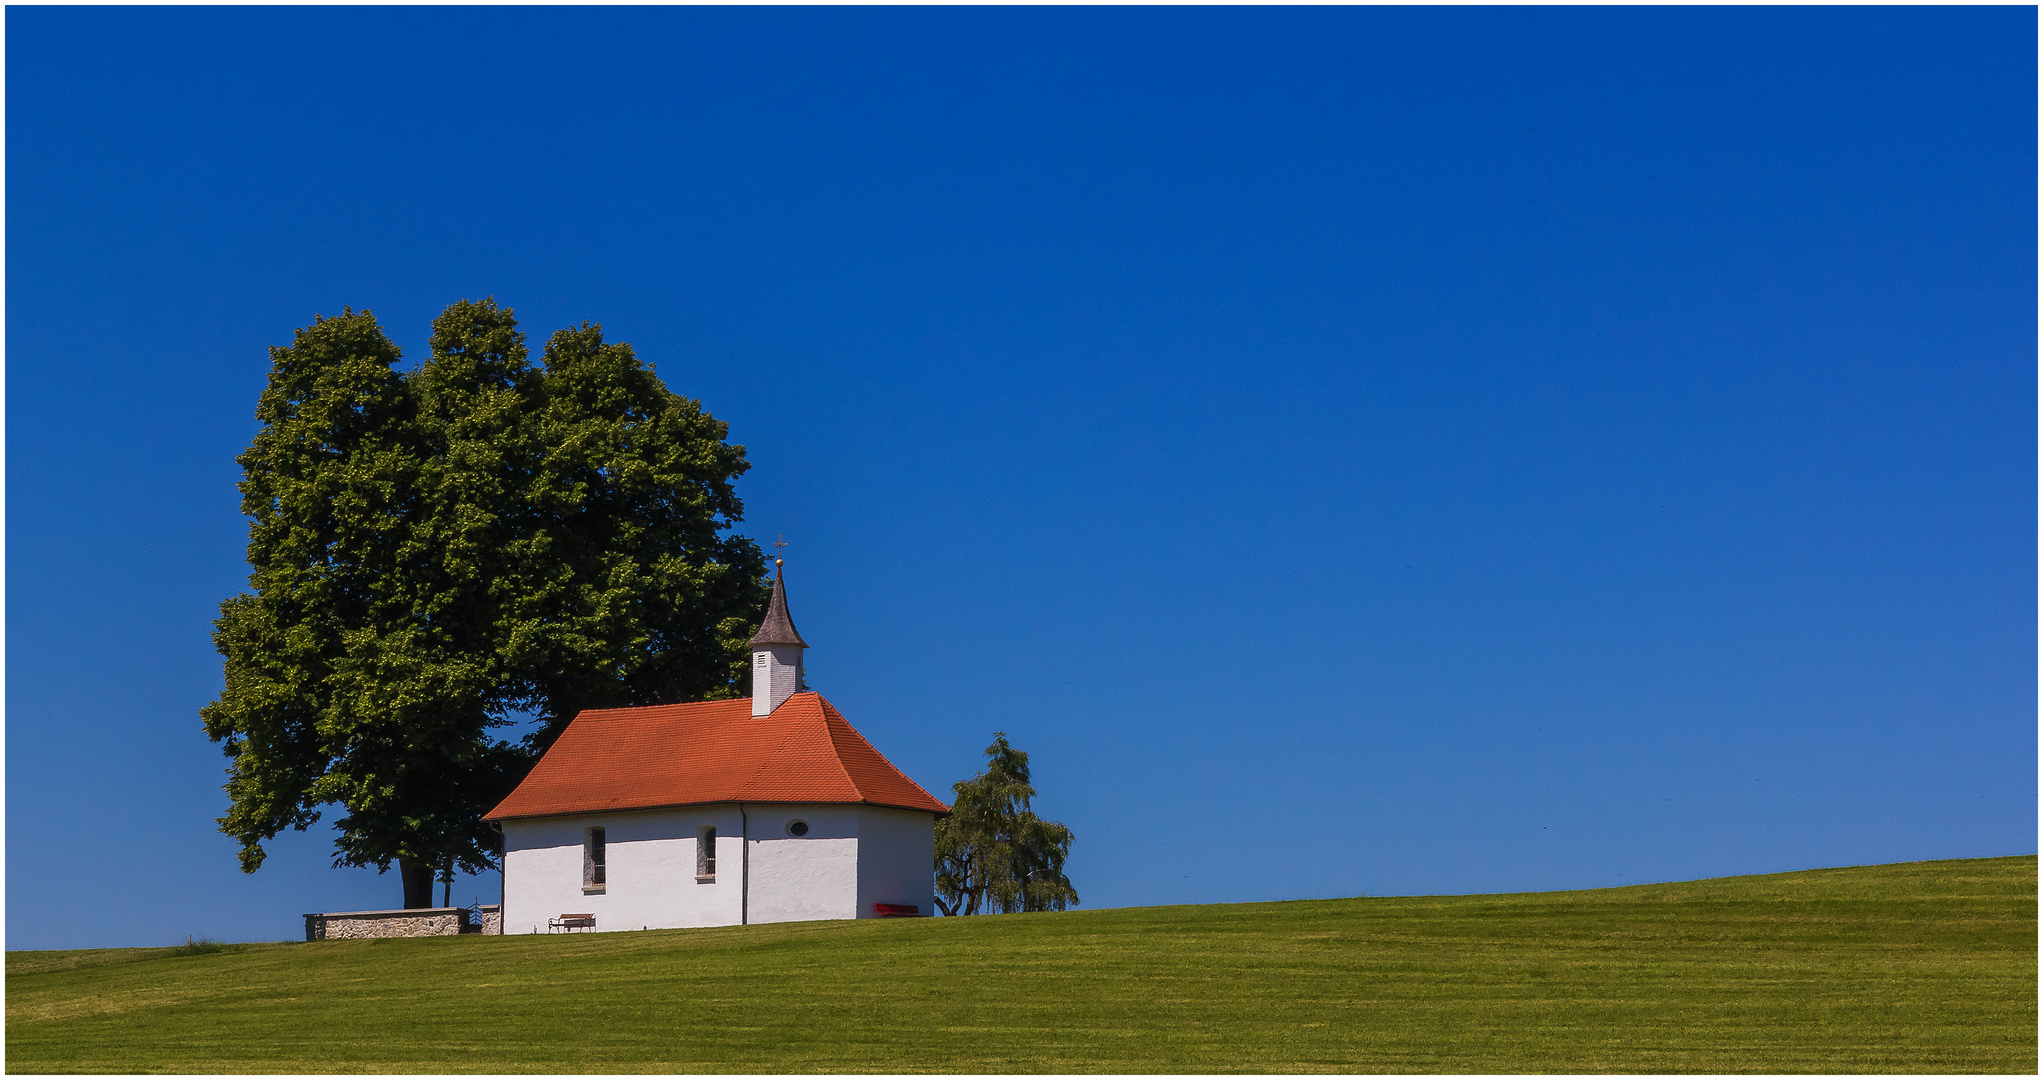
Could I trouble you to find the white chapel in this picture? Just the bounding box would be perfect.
[485,563,949,933]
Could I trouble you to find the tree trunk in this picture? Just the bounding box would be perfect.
[399,857,436,909]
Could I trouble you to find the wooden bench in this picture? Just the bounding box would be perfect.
[873,903,921,918]
[549,913,596,933]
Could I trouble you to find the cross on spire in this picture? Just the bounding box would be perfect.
[771,535,788,566]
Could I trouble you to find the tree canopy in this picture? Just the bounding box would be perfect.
[201,300,768,906]
[934,733,1078,916]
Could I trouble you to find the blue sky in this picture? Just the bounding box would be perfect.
[7,6,2034,950]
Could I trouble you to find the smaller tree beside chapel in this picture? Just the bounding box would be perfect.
[934,734,1078,916]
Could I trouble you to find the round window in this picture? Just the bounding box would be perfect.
[786,819,810,837]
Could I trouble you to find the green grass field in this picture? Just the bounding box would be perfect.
[8,856,2033,1073]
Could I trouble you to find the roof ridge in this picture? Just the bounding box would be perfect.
[576,699,742,721]
[809,693,864,796]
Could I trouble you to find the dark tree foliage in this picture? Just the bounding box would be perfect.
[934,733,1078,916]
[202,301,768,907]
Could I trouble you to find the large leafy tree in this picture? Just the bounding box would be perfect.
[934,733,1078,916]
[202,301,768,907]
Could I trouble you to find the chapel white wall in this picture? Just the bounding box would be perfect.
[501,806,743,935]
[501,802,938,932]
[855,806,938,916]
[746,804,862,923]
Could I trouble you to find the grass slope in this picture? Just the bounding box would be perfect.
[8,856,2033,1074]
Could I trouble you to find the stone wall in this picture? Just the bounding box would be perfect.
[304,905,501,941]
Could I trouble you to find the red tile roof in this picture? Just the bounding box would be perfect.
[484,692,950,821]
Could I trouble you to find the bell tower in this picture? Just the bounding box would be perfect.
[749,558,808,716]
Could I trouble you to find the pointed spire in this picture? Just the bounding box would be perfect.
[748,559,808,648]
[750,557,808,717]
